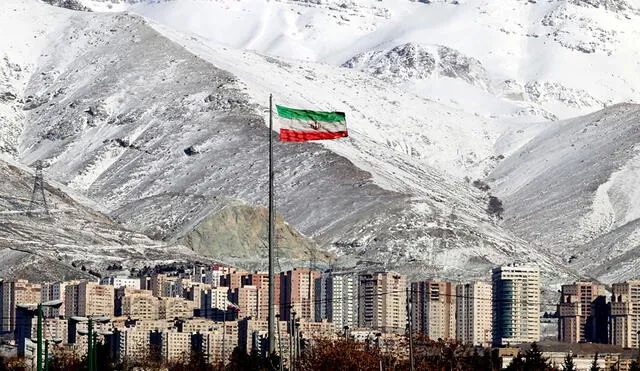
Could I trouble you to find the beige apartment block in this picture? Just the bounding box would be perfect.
[557,281,607,343]
[358,271,407,334]
[246,272,280,320]
[610,280,640,348]
[233,285,259,320]
[412,281,456,341]
[115,327,151,362]
[150,274,168,298]
[281,268,321,322]
[456,281,492,346]
[196,321,239,365]
[78,281,114,317]
[118,288,159,320]
[122,319,175,332]
[185,282,210,310]
[154,329,192,362]
[492,265,540,346]
[159,297,192,320]
[201,286,231,319]
[0,279,42,332]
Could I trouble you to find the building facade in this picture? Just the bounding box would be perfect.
[492,265,540,346]
[280,268,320,322]
[557,281,607,343]
[456,281,492,346]
[358,271,407,334]
[609,280,640,348]
[412,281,456,341]
[315,271,358,329]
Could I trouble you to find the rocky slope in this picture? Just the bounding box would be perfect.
[0,0,576,286]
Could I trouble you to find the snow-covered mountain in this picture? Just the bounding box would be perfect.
[1,0,639,289]
[109,0,640,123]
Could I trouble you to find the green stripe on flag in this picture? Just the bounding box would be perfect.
[276,105,345,122]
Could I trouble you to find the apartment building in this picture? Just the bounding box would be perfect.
[609,280,640,348]
[117,287,158,320]
[192,321,239,365]
[280,268,320,322]
[315,271,358,329]
[0,280,42,333]
[358,271,407,334]
[246,272,280,320]
[412,280,456,340]
[201,286,231,320]
[492,265,540,346]
[557,281,607,343]
[233,285,259,320]
[456,281,492,346]
[158,297,192,320]
[114,327,150,362]
[150,329,192,362]
[77,281,114,317]
[40,281,68,317]
[100,276,141,290]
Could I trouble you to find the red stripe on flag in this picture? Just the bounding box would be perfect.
[279,129,348,142]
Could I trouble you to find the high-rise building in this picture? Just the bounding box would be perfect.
[100,276,141,290]
[233,285,259,320]
[201,286,231,321]
[0,280,42,333]
[315,271,358,328]
[358,271,406,334]
[491,265,540,346]
[609,280,640,348]
[65,281,114,318]
[116,287,158,320]
[40,281,68,317]
[557,281,607,343]
[158,297,192,320]
[192,321,239,365]
[79,281,114,317]
[456,281,492,346]
[411,281,456,340]
[246,272,280,320]
[114,327,150,362]
[280,268,320,322]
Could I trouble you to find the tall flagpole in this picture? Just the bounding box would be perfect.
[268,94,276,355]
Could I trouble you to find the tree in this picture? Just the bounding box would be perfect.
[590,352,599,371]
[563,353,576,371]
[630,360,640,371]
[487,195,504,219]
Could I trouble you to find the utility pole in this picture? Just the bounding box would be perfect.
[36,304,43,371]
[268,93,276,356]
[407,287,415,371]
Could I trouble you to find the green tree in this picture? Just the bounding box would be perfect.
[562,353,576,371]
[630,360,640,371]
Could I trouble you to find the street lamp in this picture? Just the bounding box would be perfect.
[71,316,111,371]
[43,337,62,371]
[16,299,63,371]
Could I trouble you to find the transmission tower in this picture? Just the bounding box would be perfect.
[28,160,50,217]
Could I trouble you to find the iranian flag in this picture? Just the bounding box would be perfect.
[276,105,348,142]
